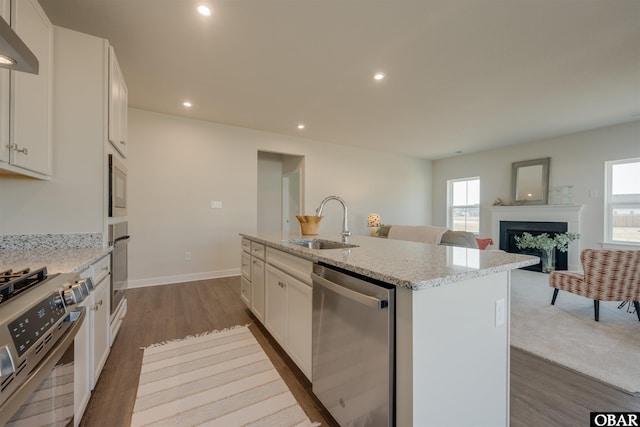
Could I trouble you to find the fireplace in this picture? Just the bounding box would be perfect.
[500,220,568,272]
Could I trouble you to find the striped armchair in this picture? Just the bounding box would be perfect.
[549,249,640,321]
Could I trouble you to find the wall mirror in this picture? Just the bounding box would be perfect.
[511,157,550,205]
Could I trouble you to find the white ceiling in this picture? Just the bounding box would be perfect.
[39,0,640,160]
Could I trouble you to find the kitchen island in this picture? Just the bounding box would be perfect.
[240,232,538,427]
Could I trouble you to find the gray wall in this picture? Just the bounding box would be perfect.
[431,120,640,250]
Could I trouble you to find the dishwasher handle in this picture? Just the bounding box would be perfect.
[312,272,388,309]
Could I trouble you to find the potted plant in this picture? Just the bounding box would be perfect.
[514,231,581,273]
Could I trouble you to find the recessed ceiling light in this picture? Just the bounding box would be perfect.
[183,101,192,108]
[0,54,16,66]
[297,124,305,130]
[373,72,385,81]
[197,5,212,16]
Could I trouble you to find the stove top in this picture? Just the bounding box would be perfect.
[0,267,50,306]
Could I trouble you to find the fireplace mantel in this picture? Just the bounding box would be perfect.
[490,205,583,270]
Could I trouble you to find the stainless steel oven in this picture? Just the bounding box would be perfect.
[0,268,90,426]
[108,154,127,217]
[108,222,129,316]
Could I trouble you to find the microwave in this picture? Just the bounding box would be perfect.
[109,154,127,217]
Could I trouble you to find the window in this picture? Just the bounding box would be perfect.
[448,177,480,234]
[605,158,640,245]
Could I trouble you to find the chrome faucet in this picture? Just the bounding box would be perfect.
[316,196,351,242]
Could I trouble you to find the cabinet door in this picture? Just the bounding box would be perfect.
[0,69,7,164]
[91,277,111,389]
[0,1,8,164]
[285,274,312,379]
[250,258,265,322]
[73,301,91,426]
[240,251,251,280]
[240,275,251,307]
[120,76,128,150]
[108,46,127,157]
[9,0,52,175]
[265,264,286,344]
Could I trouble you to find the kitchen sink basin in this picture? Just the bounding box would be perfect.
[285,239,358,250]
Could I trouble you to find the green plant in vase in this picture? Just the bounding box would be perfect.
[514,231,581,273]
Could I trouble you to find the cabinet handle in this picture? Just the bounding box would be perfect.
[92,300,103,311]
[7,144,28,155]
[120,140,126,146]
[278,281,286,288]
[101,266,109,272]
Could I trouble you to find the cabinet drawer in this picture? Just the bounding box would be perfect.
[92,255,111,285]
[266,247,313,285]
[251,242,266,260]
[241,251,251,280]
[241,238,251,253]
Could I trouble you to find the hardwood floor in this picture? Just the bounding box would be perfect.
[80,276,639,427]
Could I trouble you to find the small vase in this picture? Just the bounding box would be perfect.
[541,248,556,273]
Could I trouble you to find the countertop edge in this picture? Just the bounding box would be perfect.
[0,247,113,275]
[240,233,539,290]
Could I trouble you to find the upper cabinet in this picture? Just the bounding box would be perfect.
[0,0,53,179]
[108,46,128,158]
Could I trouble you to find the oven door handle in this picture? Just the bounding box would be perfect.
[0,308,86,426]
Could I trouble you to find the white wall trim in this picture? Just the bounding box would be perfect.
[128,268,241,289]
[601,242,640,250]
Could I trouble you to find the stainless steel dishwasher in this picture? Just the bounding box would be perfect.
[312,263,395,427]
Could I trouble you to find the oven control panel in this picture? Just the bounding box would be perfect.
[8,293,66,357]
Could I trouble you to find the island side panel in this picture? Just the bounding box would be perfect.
[396,271,510,427]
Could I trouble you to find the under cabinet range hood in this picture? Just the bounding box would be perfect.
[0,16,38,74]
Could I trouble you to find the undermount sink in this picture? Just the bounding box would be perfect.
[285,238,358,250]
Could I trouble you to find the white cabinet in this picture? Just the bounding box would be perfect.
[264,265,287,344]
[240,249,251,307]
[90,255,111,389]
[239,239,313,379]
[240,238,251,307]
[0,0,52,179]
[0,1,8,166]
[249,242,265,322]
[73,290,91,427]
[285,273,312,377]
[74,254,111,426]
[251,258,265,322]
[264,251,312,379]
[108,46,128,158]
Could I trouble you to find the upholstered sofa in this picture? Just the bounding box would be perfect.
[377,225,491,249]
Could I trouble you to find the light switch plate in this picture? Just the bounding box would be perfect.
[211,201,222,209]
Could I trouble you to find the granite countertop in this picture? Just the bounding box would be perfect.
[0,247,112,274]
[240,232,539,290]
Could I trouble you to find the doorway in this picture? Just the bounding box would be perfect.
[257,151,304,233]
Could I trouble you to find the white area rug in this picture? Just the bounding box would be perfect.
[131,325,318,426]
[510,269,640,395]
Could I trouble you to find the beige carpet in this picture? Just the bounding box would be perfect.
[510,269,640,395]
[131,325,318,427]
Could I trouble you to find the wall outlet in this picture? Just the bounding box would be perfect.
[495,299,505,326]
[184,251,192,261]
[211,201,223,209]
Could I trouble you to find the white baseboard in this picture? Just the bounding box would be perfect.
[127,269,241,289]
